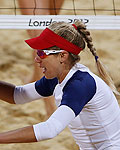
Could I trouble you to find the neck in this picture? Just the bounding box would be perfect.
[58,65,72,83]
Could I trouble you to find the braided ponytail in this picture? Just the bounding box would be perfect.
[74,20,119,95]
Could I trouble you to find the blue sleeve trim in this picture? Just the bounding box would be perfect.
[35,76,58,97]
[60,70,96,116]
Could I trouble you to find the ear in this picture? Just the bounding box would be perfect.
[59,51,69,64]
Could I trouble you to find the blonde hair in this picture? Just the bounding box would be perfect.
[48,22,85,66]
[48,21,119,95]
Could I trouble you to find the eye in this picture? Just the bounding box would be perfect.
[36,50,48,59]
[37,50,44,56]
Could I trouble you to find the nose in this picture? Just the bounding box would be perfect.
[35,55,42,63]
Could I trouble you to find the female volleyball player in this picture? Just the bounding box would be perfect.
[18,0,64,117]
[0,21,120,149]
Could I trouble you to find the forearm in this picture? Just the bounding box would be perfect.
[0,126,37,144]
[0,81,15,104]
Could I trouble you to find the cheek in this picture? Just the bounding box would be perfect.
[47,56,59,67]
[46,57,60,75]
[49,61,59,73]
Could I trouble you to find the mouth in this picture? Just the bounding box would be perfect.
[42,67,46,74]
[37,63,47,74]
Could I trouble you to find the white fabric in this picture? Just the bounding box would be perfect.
[14,82,42,104]
[13,63,120,149]
[33,105,75,141]
[53,63,120,149]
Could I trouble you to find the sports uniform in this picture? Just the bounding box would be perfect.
[14,63,120,150]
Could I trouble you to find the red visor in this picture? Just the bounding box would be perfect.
[25,28,83,55]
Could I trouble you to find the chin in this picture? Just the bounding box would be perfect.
[45,75,55,79]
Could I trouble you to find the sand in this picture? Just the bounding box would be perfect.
[0,0,120,150]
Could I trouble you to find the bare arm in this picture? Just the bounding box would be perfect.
[0,81,15,104]
[0,126,37,144]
